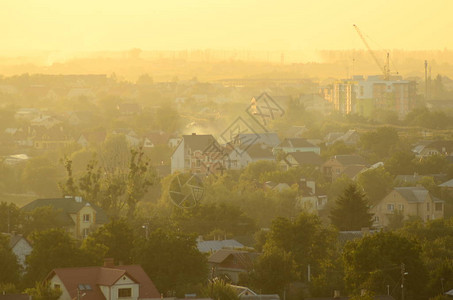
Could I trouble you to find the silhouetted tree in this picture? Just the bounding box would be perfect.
[330,184,373,231]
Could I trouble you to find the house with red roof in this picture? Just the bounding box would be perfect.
[46,259,160,300]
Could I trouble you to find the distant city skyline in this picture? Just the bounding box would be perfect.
[0,0,452,55]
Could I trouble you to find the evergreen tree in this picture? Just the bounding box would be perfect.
[330,184,373,231]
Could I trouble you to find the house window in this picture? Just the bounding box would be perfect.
[387,204,394,212]
[82,228,89,238]
[83,214,90,222]
[426,203,430,211]
[374,216,380,222]
[118,288,132,298]
[435,203,443,211]
[398,204,404,211]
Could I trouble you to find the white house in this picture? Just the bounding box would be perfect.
[46,260,160,300]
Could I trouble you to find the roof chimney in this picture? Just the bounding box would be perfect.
[103,258,115,268]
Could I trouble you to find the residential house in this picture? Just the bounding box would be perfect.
[296,179,327,215]
[371,187,445,228]
[30,115,62,129]
[209,249,257,284]
[412,140,453,157]
[21,197,108,239]
[274,138,320,155]
[171,133,227,175]
[395,174,424,185]
[322,155,367,182]
[14,108,40,121]
[228,143,275,170]
[2,232,33,271]
[33,127,75,150]
[197,239,245,254]
[279,152,323,171]
[46,259,160,300]
[233,133,280,149]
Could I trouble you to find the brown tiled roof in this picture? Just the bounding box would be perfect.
[208,249,257,270]
[46,265,160,300]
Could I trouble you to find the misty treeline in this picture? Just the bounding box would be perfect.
[1,49,453,81]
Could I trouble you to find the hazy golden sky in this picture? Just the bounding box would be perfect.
[1,0,452,53]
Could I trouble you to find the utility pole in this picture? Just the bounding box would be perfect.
[401,263,406,300]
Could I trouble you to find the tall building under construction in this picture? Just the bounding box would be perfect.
[322,75,416,118]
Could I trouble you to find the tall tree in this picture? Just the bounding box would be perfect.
[264,213,337,281]
[343,231,427,300]
[244,247,297,296]
[24,229,88,286]
[330,184,373,231]
[82,218,135,265]
[0,234,20,285]
[357,167,394,205]
[201,279,239,300]
[133,228,208,296]
[0,202,22,233]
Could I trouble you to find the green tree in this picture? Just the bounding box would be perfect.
[24,229,88,286]
[343,231,427,300]
[245,247,297,295]
[360,127,399,159]
[82,218,135,265]
[416,155,447,175]
[0,234,20,285]
[0,202,22,233]
[133,228,208,296]
[330,184,373,231]
[385,150,416,175]
[22,206,63,236]
[172,202,256,237]
[201,279,239,300]
[357,167,394,205]
[264,213,337,281]
[25,281,61,300]
[22,156,62,196]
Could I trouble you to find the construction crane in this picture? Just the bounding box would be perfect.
[353,24,391,80]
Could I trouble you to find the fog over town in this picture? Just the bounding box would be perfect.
[0,1,452,300]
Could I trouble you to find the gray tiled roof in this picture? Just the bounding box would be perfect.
[197,239,244,253]
[394,187,429,203]
[21,197,108,225]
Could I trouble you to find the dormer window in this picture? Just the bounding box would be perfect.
[83,214,90,222]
